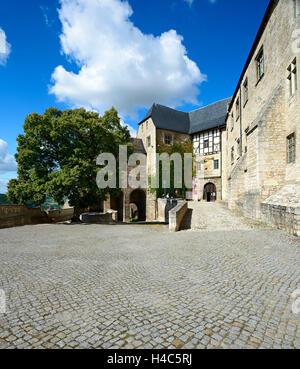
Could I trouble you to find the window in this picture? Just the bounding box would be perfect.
[196,162,202,171]
[231,147,234,164]
[231,112,234,131]
[214,160,219,170]
[237,138,240,157]
[164,135,172,145]
[287,133,296,163]
[256,48,264,82]
[236,98,240,120]
[147,135,151,147]
[294,0,300,18]
[243,78,248,105]
[146,121,148,129]
[204,139,209,149]
[287,58,297,97]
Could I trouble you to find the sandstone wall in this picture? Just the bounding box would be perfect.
[0,205,74,229]
[225,0,300,230]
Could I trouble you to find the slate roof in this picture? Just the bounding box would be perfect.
[142,103,190,134]
[139,98,231,135]
[189,98,232,134]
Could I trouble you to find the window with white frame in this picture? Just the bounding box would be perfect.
[287,58,297,97]
[193,129,221,156]
[256,47,264,82]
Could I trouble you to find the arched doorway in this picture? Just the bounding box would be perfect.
[110,192,124,221]
[203,183,217,202]
[130,190,146,221]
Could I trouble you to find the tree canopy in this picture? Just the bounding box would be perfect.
[8,107,131,213]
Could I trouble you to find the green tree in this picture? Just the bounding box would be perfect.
[8,107,131,217]
[150,139,195,199]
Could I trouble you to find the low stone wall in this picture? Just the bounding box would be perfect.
[0,205,74,229]
[157,198,180,223]
[47,208,74,223]
[80,210,118,224]
[169,201,188,232]
[261,184,300,237]
[261,204,300,237]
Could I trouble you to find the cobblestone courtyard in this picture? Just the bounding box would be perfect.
[0,203,300,349]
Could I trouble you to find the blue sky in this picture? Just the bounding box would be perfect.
[0,0,269,193]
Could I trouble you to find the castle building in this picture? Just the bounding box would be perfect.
[136,98,230,206]
[224,0,300,236]
[106,0,300,236]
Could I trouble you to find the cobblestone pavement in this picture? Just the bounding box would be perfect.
[0,203,300,349]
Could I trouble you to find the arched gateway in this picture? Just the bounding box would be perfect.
[203,183,217,202]
[129,189,146,221]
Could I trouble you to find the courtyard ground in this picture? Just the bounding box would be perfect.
[0,202,299,349]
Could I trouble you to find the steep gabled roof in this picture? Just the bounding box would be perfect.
[141,103,190,134]
[189,98,231,134]
[139,97,231,135]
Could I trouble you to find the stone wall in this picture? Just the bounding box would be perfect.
[0,205,74,229]
[224,0,300,234]
[80,211,117,224]
[261,184,300,236]
[169,201,188,232]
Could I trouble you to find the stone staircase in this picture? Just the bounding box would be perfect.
[180,201,256,231]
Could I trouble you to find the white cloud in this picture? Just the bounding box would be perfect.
[0,139,17,175]
[0,28,11,66]
[120,118,137,137]
[50,0,205,119]
[0,179,8,194]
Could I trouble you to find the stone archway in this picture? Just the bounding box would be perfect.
[203,183,217,202]
[129,189,146,221]
[110,192,124,221]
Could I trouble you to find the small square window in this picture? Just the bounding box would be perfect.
[164,135,172,145]
[287,133,296,163]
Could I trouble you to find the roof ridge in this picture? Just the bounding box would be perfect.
[155,103,189,114]
[189,97,232,114]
